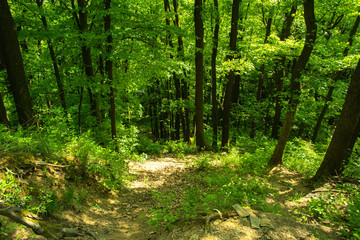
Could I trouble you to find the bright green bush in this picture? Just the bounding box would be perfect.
[347,192,360,239]
[66,132,127,190]
[136,136,164,155]
[283,138,324,177]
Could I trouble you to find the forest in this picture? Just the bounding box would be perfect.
[0,0,360,239]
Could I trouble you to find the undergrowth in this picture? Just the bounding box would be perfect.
[1,124,360,238]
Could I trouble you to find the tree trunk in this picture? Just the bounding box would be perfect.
[173,0,190,143]
[221,0,241,150]
[342,116,360,170]
[252,14,272,138]
[78,87,84,133]
[267,0,317,168]
[0,0,34,127]
[174,74,181,140]
[104,0,117,150]
[35,0,67,117]
[76,0,102,126]
[313,57,360,180]
[311,13,360,143]
[211,0,220,149]
[271,5,297,139]
[164,0,176,141]
[194,0,210,150]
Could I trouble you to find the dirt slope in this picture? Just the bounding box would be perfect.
[4,154,343,240]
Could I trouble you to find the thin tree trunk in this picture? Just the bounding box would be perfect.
[211,0,220,149]
[221,0,241,150]
[76,0,102,126]
[251,14,272,138]
[271,5,297,139]
[104,0,117,151]
[174,74,181,140]
[313,57,360,180]
[78,87,84,133]
[311,13,360,143]
[194,0,210,150]
[267,0,317,168]
[173,0,190,142]
[35,0,67,116]
[0,0,34,127]
[164,0,176,141]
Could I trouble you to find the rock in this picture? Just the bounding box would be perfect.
[249,214,261,229]
[232,204,249,218]
[260,218,273,228]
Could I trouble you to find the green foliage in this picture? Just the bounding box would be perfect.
[283,138,324,177]
[0,171,59,217]
[0,171,30,207]
[66,131,127,190]
[0,125,33,152]
[147,167,275,229]
[346,189,360,239]
[136,136,164,155]
[165,141,196,157]
[147,190,178,229]
[62,186,75,208]
[193,155,211,171]
[342,142,360,178]
[218,136,276,174]
[200,172,275,211]
[307,194,338,221]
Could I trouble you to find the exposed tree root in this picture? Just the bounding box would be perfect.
[0,204,105,239]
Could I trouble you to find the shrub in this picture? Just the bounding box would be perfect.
[347,192,360,239]
[283,138,323,177]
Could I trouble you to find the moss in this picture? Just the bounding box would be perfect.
[4,152,36,170]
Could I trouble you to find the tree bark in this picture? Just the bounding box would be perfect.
[194,0,210,150]
[311,13,360,143]
[267,0,317,168]
[0,0,34,127]
[211,0,220,149]
[313,57,360,180]
[221,0,241,150]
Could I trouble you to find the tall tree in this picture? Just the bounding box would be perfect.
[251,2,274,139]
[267,0,317,168]
[221,0,241,150]
[313,56,360,180]
[194,0,209,150]
[211,0,220,149]
[104,0,117,149]
[35,0,67,117]
[271,5,297,139]
[0,0,34,127]
[173,0,191,143]
[63,0,102,130]
[311,12,360,143]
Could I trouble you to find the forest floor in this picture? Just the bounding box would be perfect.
[3,153,347,240]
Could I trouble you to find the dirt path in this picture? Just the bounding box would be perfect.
[60,155,194,240]
[56,155,343,240]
